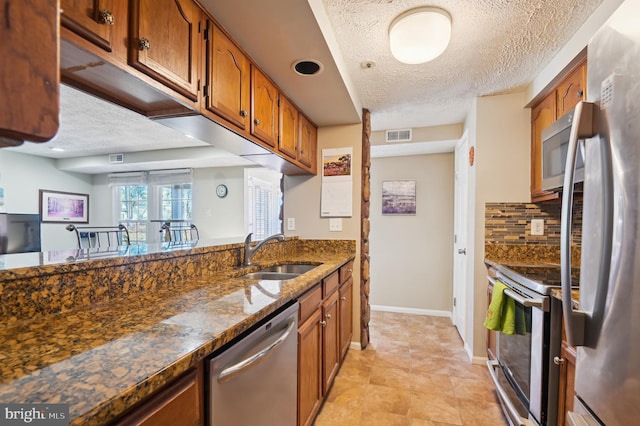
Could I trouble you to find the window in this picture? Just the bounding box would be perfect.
[110,170,193,244]
[245,168,282,240]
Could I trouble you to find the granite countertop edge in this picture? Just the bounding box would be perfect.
[0,252,355,425]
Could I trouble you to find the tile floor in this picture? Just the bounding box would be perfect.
[314,310,509,425]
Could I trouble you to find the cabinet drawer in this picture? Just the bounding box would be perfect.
[323,271,339,298]
[299,284,322,324]
[339,260,353,284]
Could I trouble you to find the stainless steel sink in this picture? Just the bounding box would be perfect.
[239,264,318,280]
[241,272,300,280]
[259,264,317,274]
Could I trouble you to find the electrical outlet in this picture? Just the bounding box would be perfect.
[329,218,342,232]
[287,218,295,231]
[531,219,545,236]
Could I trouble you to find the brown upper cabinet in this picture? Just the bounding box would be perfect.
[298,114,317,173]
[204,23,251,131]
[279,96,300,160]
[61,0,116,52]
[129,0,202,102]
[251,67,279,148]
[530,58,587,202]
[1,0,59,146]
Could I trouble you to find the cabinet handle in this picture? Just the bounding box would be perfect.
[240,110,248,117]
[553,356,564,365]
[98,10,115,25]
[341,296,346,301]
[320,320,327,326]
[138,38,151,51]
[254,118,261,125]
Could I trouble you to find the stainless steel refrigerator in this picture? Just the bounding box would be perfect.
[560,0,640,424]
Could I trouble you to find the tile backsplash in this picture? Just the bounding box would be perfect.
[484,201,582,265]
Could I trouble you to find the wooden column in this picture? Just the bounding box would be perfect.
[360,108,371,349]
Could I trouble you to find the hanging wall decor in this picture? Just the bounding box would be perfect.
[381,180,416,215]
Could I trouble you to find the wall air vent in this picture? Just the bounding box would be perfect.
[109,153,124,164]
[385,129,412,143]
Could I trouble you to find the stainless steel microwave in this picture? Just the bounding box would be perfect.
[541,108,585,191]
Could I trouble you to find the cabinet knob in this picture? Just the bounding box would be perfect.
[553,356,564,365]
[98,10,115,25]
[325,314,331,319]
[341,296,346,301]
[240,110,248,117]
[254,118,261,125]
[138,38,151,51]
[577,90,584,98]
[320,320,327,327]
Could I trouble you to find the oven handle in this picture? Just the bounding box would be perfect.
[487,360,536,426]
[488,276,548,311]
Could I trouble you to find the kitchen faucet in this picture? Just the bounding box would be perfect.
[243,232,285,266]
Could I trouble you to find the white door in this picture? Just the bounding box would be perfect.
[453,134,469,338]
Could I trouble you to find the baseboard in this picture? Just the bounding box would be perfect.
[349,342,361,351]
[370,304,452,319]
[471,355,488,365]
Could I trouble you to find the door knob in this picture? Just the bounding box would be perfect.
[553,356,565,365]
[458,248,466,255]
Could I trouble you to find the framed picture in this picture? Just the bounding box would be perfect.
[382,180,416,215]
[39,190,89,223]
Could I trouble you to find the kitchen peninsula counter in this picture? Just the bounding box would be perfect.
[0,238,355,425]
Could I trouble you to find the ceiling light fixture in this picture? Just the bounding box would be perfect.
[389,6,452,64]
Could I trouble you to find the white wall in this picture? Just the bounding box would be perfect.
[0,150,95,251]
[369,153,454,315]
[284,123,362,343]
[464,92,531,359]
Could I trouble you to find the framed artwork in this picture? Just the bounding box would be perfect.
[382,180,416,215]
[39,190,89,223]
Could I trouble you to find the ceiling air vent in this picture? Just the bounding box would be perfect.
[109,153,124,164]
[385,129,412,143]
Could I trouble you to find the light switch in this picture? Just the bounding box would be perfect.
[329,218,342,232]
[531,219,544,236]
[287,218,295,231]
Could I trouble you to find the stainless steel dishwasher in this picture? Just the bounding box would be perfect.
[207,302,298,425]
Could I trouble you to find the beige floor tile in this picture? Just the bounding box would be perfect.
[325,376,367,406]
[409,370,454,396]
[457,398,508,426]
[450,376,498,403]
[373,350,412,371]
[360,410,412,426]
[314,402,363,426]
[369,365,411,390]
[410,391,463,425]
[448,362,491,381]
[360,383,411,416]
[410,354,450,375]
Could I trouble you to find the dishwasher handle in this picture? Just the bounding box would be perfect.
[217,316,296,383]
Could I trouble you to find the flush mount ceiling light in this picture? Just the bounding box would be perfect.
[292,59,324,76]
[389,6,452,64]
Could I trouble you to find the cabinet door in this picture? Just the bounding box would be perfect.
[322,290,340,394]
[0,0,59,145]
[279,96,299,160]
[298,113,317,172]
[129,0,201,101]
[557,342,576,426]
[339,277,353,359]
[251,66,279,148]
[298,308,323,426]
[114,367,203,426]
[557,61,587,119]
[61,0,116,52]
[531,92,556,201]
[205,23,250,131]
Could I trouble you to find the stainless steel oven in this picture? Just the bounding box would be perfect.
[486,264,563,426]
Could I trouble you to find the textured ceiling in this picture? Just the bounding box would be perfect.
[322,0,603,130]
[6,0,607,171]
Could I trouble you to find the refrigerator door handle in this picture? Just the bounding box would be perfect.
[560,101,596,347]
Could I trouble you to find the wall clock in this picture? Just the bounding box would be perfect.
[216,184,228,198]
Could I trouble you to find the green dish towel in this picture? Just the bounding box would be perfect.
[484,281,526,335]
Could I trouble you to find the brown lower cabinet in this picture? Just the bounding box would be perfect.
[112,362,204,426]
[557,341,577,426]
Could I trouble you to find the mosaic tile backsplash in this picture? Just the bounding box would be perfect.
[485,201,582,264]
